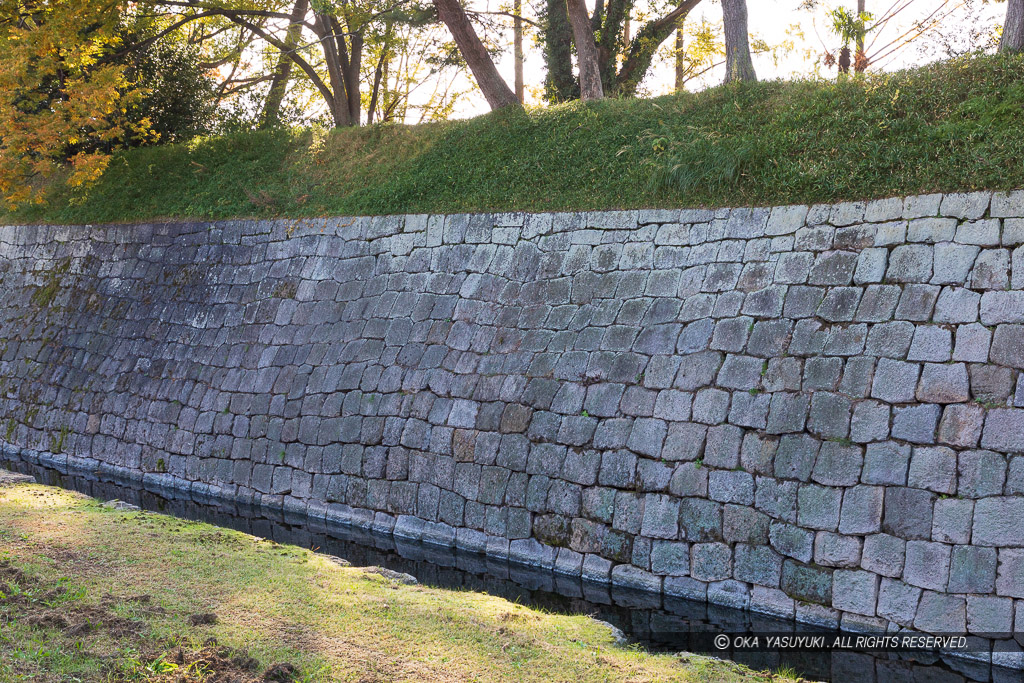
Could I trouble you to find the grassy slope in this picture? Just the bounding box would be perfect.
[5,53,1024,225]
[0,482,795,682]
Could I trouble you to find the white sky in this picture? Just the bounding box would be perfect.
[444,0,1003,117]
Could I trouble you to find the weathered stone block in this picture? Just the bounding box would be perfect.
[833,570,880,617]
[931,497,973,545]
[690,542,732,582]
[877,578,921,627]
[981,408,1024,453]
[814,532,862,568]
[780,560,833,605]
[838,485,884,535]
[883,487,935,540]
[974,498,1024,547]
[949,545,997,594]
[770,522,815,562]
[650,540,691,576]
[996,548,1024,598]
[797,484,842,531]
[907,446,957,494]
[891,404,940,444]
[903,541,951,591]
[862,534,906,578]
[914,591,965,633]
[957,450,1006,498]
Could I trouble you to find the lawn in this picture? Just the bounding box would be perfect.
[0,481,797,682]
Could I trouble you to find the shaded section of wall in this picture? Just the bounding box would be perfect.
[2,192,1024,662]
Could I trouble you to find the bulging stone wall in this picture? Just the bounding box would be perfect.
[3,191,1024,655]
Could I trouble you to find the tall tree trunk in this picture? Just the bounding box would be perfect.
[615,0,700,96]
[312,13,352,127]
[514,0,524,102]
[434,0,520,110]
[1001,0,1024,53]
[565,0,604,99]
[854,0,867,72]
[543,0,577,101]
[367,23,393,124]
[721,0,755,82]
[260,0,309,128]
[674,17,685,91]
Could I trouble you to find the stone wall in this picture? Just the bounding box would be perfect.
[2,191,1024,658]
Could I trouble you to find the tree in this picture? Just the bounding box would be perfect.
[721,0,756,82]
[565,0,603,99]
[260,0,310,128]
[0,0,150,207]
[539,0,703,101]
[1001,0,1024,53]
[513,0,524,102]
[433,0,519,109]
[814,1,976,75]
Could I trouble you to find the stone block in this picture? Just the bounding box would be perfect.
[891,404,940,444]
[981,408,1024,452]
[734,543,784,586]
[903,540,951,591]
[811,442,862,487]
[814,532,862,568]
[970,248,1010,290]
[886,244,933,282]
[908,217,956,243]
[997,548,1024,598]
[838,485,884,535]
[854,249,888,284]
[957,450,1006,498]
[907,446,957,494]
[692,388,731,424]
[754,476,798,522]
[650,541,691,576]
[723,504,770,545]
[807,392,852,439]
[708,469,755,505]
[883,487,935,540]
[610,565,662,592]
[949,545,997,594]
[703,424,743,469]
[877,578,921,627]
[797,484,842,531]
[974,498,1024,547]
[780,560,833,605]
[871,359,920,403]
[938,404,984,448]
[862,441,910,485]
[931,497,973,545]
[770,522,815,562]
[862,534,906,578]
[626,418,667,457]
[690,542,732,582]
[967,596,1013,634]
[833,570,880,617]
[678,497,723,541]
[641,494,680,539]
[766,393,810,435]
[773,434,819,481]
[932,243,980,285]
[914,591,966,634]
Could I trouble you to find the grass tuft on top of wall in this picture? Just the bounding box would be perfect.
[6,53,1024,224]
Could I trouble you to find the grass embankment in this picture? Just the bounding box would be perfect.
[0,481,796,682]
[6,54,1024,225]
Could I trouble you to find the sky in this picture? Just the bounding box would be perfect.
[443,0,1004,118]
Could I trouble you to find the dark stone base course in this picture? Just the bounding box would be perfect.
[3,191,1024,670]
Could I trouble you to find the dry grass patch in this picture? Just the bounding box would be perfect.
[0,483,803,682]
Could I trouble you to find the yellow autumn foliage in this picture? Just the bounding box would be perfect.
[0,0,151,207]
